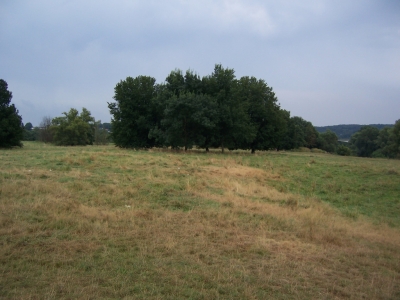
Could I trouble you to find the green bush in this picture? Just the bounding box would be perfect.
[336,145,352,156]
[371,149,386,158]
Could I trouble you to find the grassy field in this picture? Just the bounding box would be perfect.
[1,142,399,299]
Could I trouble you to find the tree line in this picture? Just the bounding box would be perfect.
[315,124,394,141]
[348,123,400,158]
[108,64,338,153]
[21,111,111,146]
[1,72,399,158]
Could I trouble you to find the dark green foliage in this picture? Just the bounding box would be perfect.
[235,76,285,153]
[344,121,400,158]
[164,69,204,96]
[203,65,254,152]
[51,108,95,146]
[108,76,158,148]
[107,66,399,158]
[24,122,33,131]
[184,70,203,94]
[282,116,318,150]
[349,126,380,157]
[0,79,23,148]
[23,122,39,141]
[108,65,336,154]
[304,121,319,149]
[165,69,185,96]
[318,130,338,153]
[336,145,352,156]
[157,93,218,150]
[373,120,400,158]
[150,71,217,150]
[373,127,394,158]
[390,119,400,158]
[23,127,39,141]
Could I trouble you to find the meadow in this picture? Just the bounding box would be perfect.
[0,142,399,299]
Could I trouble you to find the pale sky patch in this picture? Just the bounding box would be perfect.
[1,0,399,126]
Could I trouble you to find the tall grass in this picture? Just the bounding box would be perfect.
[0,142,399,299]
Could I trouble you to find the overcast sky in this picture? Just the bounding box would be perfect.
[1,0,399,126]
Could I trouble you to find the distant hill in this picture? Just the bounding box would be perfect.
[315,124,394,141]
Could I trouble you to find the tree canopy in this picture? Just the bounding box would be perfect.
[51,108,95,146]
[107,64,399,158]
[349,126,380,157]
[0,79,23,148]
[109,65,290,153]
[108,76,158,148]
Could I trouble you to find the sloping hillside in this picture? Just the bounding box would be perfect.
[315,124,393,140]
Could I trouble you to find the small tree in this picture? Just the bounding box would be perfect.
[319,130,338,153]
[24,122,33,131]
[0,79,23,148]
[23,122,39,141]
[51,108,95,146]
[337,145,352,156]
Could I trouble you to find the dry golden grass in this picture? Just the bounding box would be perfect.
[0,142,399,299]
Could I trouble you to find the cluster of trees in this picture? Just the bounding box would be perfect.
[22,122,38,141]
[349,122,400,158]
[109,65,333,153]
[0,78,105,147]
[36,109,110,146]
[2,75,398,158]
[19,110,112,146]
[315,124,393,141]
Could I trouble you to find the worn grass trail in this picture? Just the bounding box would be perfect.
[0,142,399,299]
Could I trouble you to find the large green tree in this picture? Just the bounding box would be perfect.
[157,92,218,151]
[318,130,338,153]
[349,126,380,157]
[235,76,286,153]
[51,108,95,146]
[372,127,394,158]
[281,116,316,149]
[108,76,157,148]
[202,65,253,152]
[153,70,216,151]
[0,79,23,148]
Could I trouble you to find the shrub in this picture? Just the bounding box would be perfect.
[336,145,352,156]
